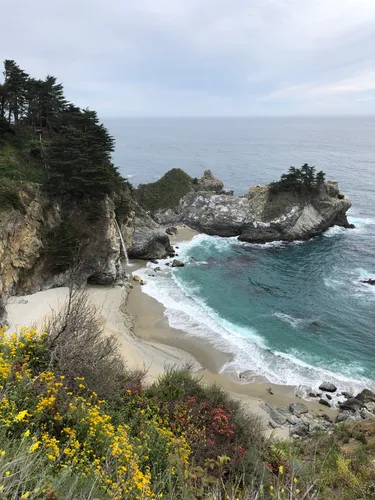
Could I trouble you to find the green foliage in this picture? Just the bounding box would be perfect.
[0,59,126,202]
[269,163,326,195]
[136,168,193,212]
[44,217,86,273]
[0,178,22,210]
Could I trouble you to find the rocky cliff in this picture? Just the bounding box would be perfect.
[0,185,172,296]
[154,170,352,242]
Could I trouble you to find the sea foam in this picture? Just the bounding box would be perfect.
[136,234,375,398]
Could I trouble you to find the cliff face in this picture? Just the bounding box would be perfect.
[154,172,352,243]
[0,185,172,296]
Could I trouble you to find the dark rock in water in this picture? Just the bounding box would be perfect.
[319,382,337,393]
[172,259,185,268]
[166,226,178,236]
[267,388,274,395]
[355,389,375,403]
[289,403,309,417]
[308,392,322,398]
[361,278,375,286]
[165,263,170,266]
[306,321,320,332]
[291,422,310,437]
[339,398,363,411]
[342,391,353,399]
[150,259,158,264]
[168,252,176,257]
[175,246,179,249]
[326,394,332,401]
[154,267,161,272]
[319,399,331,407]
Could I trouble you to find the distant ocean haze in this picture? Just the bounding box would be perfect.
[109,117,375,395]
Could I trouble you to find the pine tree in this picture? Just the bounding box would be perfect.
[3,60,29,124]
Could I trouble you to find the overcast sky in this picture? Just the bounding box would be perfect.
[3,0,375,116]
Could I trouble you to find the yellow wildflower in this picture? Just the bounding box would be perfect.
[15,410,30,421]
[28,441,41,453]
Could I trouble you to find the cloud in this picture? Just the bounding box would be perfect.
[1,0,375,115]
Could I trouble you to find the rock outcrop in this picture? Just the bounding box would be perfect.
[155,173,352,243]
[195,169,224,193]
[0,185,172,296]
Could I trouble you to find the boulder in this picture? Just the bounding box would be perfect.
[319,382,337,393]
[289,403,309,417]
[319,399,331,408]
[132,275,142,282]
[355,389,375,404]
[154,267,162,272]
[172,259,185,268]
[150,259,158,264]
[196,170,224,193]
[166,226,178,236]
[326,395,332,401]
[365,402,375,413]
[336,411,352,423]
[291,422,310,438]
[360,408,375,420]
[127,212,173,260]
[342,391,353,399]
[308,392,322,398]
[263,404,287,426]
[287,415,301,425]
[339,398,363,412]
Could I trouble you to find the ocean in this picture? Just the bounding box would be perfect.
[108,117,375,396]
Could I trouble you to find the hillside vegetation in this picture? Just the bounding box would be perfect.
[0,60,134,277]
[1,287,375,499]
[136,168,193,213]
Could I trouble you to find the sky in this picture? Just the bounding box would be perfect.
[2,0,375,116]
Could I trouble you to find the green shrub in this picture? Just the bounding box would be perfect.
[0,179,22,211]
[269,164,326,195]
[136,168,193,213]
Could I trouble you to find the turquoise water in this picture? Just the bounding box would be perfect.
[110,117,375,394]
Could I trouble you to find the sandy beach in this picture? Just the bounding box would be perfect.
[5,225,337,437]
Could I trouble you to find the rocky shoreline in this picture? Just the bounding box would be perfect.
[262,384,375,438]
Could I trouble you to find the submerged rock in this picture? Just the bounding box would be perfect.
[172,259,185,268]
[319,382,337,393]
[319,399,331,408]
[361,278,375,285]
